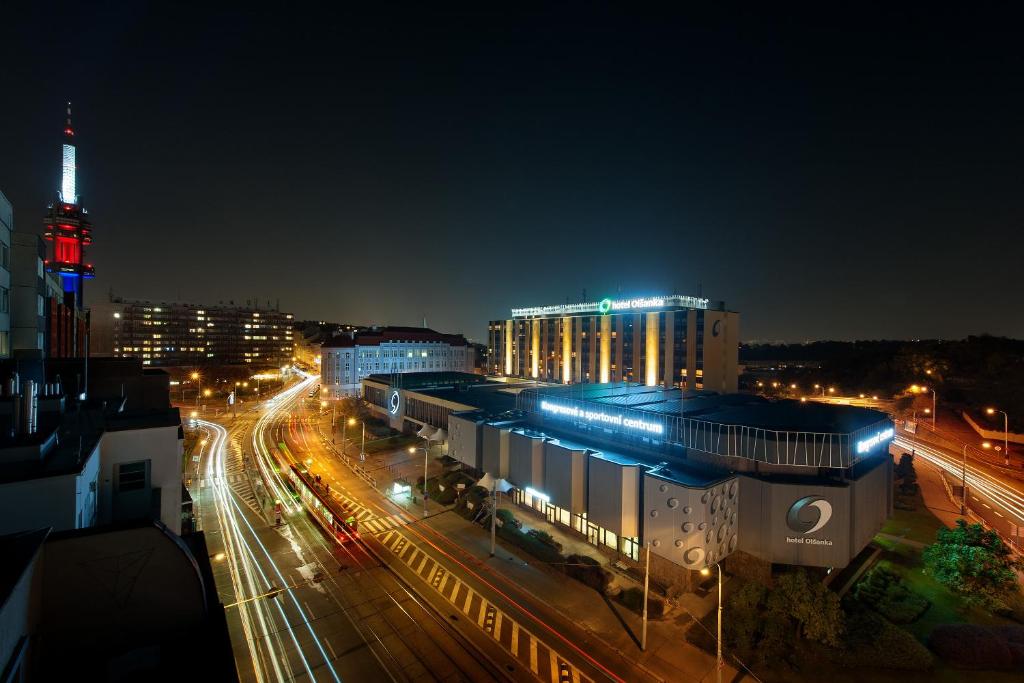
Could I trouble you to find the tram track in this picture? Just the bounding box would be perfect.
[247,377,512,682]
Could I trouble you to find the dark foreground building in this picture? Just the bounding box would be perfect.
[0,522,236,682]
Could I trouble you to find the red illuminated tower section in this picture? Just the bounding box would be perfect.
[43,102,94,309]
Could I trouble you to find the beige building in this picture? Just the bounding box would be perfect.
[488,294,739,392]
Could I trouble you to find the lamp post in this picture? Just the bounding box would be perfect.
[921,385,936,428]
[961,443,968,516]
[701,564,723,683]
[986,408,1010,467]
[490,480,498,557]
[191,371,201,406]
[641,541,651,651]
[341,417,357,456]
[408,438,431,518]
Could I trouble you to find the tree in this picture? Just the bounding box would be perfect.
[765,570,845,647]
[895,453,918,494]
[923,520,1024,609]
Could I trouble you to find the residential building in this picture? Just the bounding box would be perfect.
[322,326,473,398]
[91,297,294,367]
[0,355,186,536]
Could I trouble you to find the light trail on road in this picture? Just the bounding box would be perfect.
[275,380,628,683]
[201,418,344,683]
[894,435,1024,526]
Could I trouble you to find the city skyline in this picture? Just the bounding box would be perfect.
[2,5,1022,344]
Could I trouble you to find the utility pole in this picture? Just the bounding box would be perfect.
[961,443,968,516]
[716,564,723,683]
[490,480,498,557]
[641,541,650,651]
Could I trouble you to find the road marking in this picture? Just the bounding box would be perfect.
[550,651,559,683]
[994,510,1004,518]
[493,611,503,639]
[304,601,315,618]
[478,601,488,627]
[323,638,337,660]
[447,578,462,602]
[983,503,992,509]
[463,588,474,614]
[416,554,429,574]
[530,637,538,673]
[511,623,519,655]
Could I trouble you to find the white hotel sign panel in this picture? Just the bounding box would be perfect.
[512,294,710,318]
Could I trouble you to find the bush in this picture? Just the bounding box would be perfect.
[838,608,933,670]
[853,565,929,624]
[496,524,564,565]
[923,520,1024,609]
[616,586,665,618]
[527,529,563,552]
[564,554,612,593]
[928,623,1015,670]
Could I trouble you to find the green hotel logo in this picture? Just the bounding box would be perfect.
[598,298,613,314]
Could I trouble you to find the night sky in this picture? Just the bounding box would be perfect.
[2,4,1022,343]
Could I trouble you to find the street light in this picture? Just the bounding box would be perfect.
[701,564,723,683]
[409,439,431,518]
[986,407,1010,466]
[191,372,201,406]
[641,541,651,651]
[340,416,358,454]
[961,443,968,515]
[921,385,936,428]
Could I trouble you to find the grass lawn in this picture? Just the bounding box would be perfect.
[881,486,945,545]
[873,484,1018,639]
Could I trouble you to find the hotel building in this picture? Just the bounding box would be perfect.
[362,373,893,582]
[488,294,739,393]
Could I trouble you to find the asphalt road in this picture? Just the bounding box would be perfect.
[192,379,499,682]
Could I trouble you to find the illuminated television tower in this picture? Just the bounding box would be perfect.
[43,102,94,308]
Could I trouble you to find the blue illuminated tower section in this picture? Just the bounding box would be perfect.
[43,102,94,308]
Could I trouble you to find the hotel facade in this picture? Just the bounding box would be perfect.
[488,295,739,393]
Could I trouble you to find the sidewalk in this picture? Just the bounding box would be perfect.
[424,507,740,682]
[914,458,964,530]
[315,412,743,681]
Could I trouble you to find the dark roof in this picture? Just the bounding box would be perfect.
[530,383,889,435]
[364,371,491,390]
[322,326,469,348]
[415,385,519,414]
[104,407,182,432]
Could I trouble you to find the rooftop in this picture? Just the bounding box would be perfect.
[527,383,888,435]
[323,326,469,348]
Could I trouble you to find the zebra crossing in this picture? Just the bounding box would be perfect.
[358,514,405,535]
[377,530,592,683]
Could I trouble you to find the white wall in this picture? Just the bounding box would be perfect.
[0,445,100,535]
[99,425,182,535]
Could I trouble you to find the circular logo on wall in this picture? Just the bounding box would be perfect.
[388,390,401,415]
[712,319,722,337]
[786,496,833,535]
[598,298,613,314]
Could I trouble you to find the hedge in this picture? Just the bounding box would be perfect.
[616,586,665,618]
[928,624,1023,670]
[564,554,613,593]
[837,608,932,671]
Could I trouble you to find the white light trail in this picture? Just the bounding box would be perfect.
[201,417,344,682]
[894,436,1024,526]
